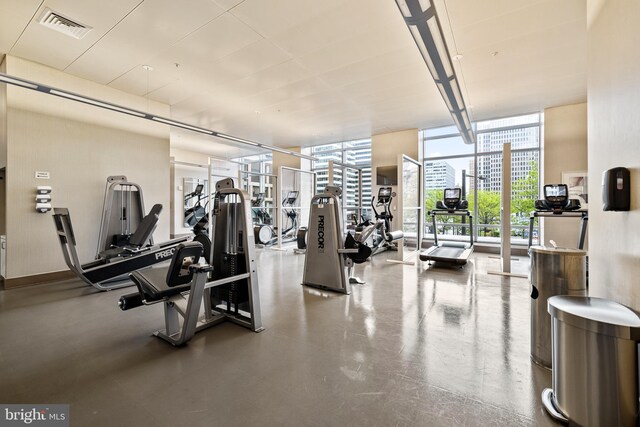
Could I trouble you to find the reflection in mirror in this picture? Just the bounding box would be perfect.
[402,157,421,261]
[183,178,207,227]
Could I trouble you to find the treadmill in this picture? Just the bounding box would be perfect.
[528,184,587,248]
[420,188,473,265]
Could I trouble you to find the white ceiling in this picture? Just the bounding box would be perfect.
[0,0,586,156]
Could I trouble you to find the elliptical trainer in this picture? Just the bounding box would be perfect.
[184,183,206,227]
[358,187,404,256]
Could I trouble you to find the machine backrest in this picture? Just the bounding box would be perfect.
[129,204,162,247]
[165,242,203,287]
[53,208,76,246]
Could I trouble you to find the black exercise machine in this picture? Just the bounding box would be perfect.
[362,187,404,255]
[184,183,206,227]
[528,184,588,249]
[254,190,299,245]
[53,206,188,291]
[118,178,264,346]
[420,188,474,266]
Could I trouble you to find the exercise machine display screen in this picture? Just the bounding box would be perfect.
[544,184,568,203]
[444,188,461,200]
[194,184,204,195]
[285,191,299,203]
[378,187,392,203]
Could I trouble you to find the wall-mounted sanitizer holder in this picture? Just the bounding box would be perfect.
[36,186,52,213]
[602,167,630,211]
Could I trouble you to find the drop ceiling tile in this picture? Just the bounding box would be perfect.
[269,0,396,57]
[221,60,313,99]
[242,77,333,111]
[163,13,262,73]
[10,0,142,70]
[450,0,585,52]
[109,61,178,96]
[65,0,226,84]
[196,38,292,85]
[317,47,423,89]
[211,0,245,12]
[229,0,343,38]
[0,0,42,52]
[437,0,548,29]
[294,25,409,75]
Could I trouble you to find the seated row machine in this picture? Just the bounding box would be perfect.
[302,186,371,294]
[118,178,264,346]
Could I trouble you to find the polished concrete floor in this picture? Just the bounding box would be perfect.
[0,250,558,426]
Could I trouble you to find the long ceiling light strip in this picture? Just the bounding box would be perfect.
[394,0,475,144]
[0,72,318,161]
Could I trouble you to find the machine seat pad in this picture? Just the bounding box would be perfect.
[130,268,191,300]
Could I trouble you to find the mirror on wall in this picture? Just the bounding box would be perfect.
[183,178,208,227]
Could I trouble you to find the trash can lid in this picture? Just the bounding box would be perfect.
[548,296,640,340]
[529,246,587,256]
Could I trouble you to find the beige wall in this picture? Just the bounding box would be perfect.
[272,147,301,171]
[0,55,6,169]
[588,0,640,309]
[4,56,171,280]
[542,103,588,248]
[371,129,419,231]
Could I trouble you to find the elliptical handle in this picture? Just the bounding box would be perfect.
[371,196,379,218]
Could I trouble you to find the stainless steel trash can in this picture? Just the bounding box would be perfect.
[542,296,640,426]
[529,246,587,368]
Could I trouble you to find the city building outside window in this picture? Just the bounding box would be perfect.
[423,113,542,245]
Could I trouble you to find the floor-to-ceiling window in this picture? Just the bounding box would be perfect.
[236,153,274,210]
[311,139,372,222]
[423,113,541,245]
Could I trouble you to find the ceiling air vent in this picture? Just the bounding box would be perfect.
[38,8,92,40]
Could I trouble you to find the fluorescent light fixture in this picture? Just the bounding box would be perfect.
[395,0,412,18]
[418,0,432,10]
[394,0,475,144]
[50,90,147,117]
[1,71,320,160]
[461,111,471,131]
[0,74,39,90]
[427,18,453,78]
[435,82,453,111]
[151,116,213,135]
[409,26,438,78]
[215,133,260,146]
[450,77,464,110]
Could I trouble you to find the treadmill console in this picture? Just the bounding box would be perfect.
[436,188,468,211]
[535,184,581,212]
[443,188,461,208]
[193,184,204,196]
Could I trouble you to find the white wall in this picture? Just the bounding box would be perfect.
[587,0,640,309]
[4,56,171,281]
[542,103,588,248]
